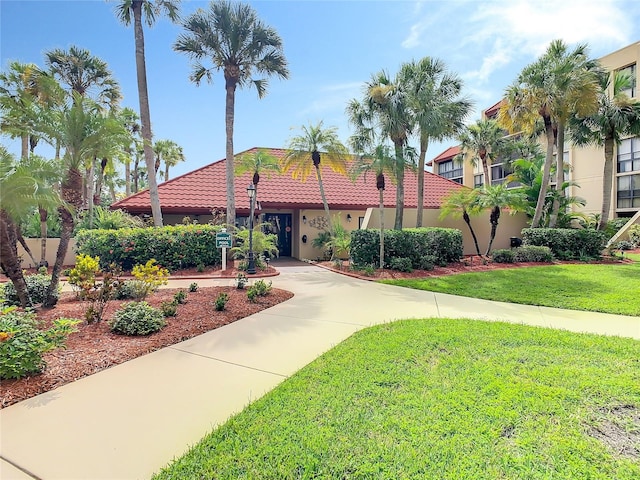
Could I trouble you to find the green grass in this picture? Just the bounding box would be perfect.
[381,263,640,316]
[154,319,640,479]
[625,252,640,262]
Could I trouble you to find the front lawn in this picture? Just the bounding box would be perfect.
[154,319,640,479]
[381,263,640,316]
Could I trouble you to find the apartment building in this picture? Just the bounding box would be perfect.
[430,41,640,221]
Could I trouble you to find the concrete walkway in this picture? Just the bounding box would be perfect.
[1,263,639,480]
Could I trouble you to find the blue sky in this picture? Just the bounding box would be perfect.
[2,0,640,180]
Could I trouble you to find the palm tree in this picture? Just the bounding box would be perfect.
[457,119,505,187]
[116,107,141,196]
[282,122,349,232]
[400,57,472,227]
[350,144,396,269]
[235,148,281,190]
[499,40,599,227]
[153,139,184,181]
[478,184,527,256]
[347,70,414,229]
[174,0,289,229]
[0,147,60,307]
[113,1,180,226]
[570,69,640,230]
[439,188,483,257]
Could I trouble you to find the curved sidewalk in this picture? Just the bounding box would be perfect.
[2,263,639,480]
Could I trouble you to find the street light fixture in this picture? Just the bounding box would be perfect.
[247,183,257,274]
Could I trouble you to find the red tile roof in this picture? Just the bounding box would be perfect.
[427,145,461,166]
[484,99,504,119]
[111,147,464,215]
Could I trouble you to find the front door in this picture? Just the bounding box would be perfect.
[263,213,292,257]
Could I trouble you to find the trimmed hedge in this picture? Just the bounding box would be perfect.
[75,224,224,271]
[351,228,463,269]
[522,228,607,260]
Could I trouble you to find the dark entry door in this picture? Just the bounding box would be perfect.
[263,213,292,257]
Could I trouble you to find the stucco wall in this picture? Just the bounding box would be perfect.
[11,239,78,269]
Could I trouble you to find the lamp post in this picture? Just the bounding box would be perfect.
[247,183,257,274]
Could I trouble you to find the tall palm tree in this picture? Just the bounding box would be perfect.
[0,147,61,307]
[113,0,180,226]
[116,107,141,196]
[439,188,483,257]
[457,119,505,187]
[347,70,414,229]
[350,144,396,269]
[153,138,184,181]
[400,57,472,226]
[570,70,640,230]
[174,0,289,229]
[499,40,599,227]
[478,183,527,256]
[282,122,348,232]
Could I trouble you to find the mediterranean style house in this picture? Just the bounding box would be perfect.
[430,41,640,225]
[111,147,528,259]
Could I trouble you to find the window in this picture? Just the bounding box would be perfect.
[438,158,463,183]
[617,174,640,209]
[617,137,640,173]
[618,63,636,98]
[474,174,484,188]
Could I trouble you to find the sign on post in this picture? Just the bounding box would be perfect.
[215,232,232,248]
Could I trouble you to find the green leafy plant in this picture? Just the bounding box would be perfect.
[109,302,166,336]
[214,292,229,311]
[247,280,272,303]
[173,290,187,304]
[3,273,57,306]
[0,307,79,380]
[389,257,413,273]
[68,254,101,299]
[161,300,178,317]
[491,249,515,263]
[629,224,640,246]
[189,282,199,293]
[230,224,279,268]
[513,245,554,263]
[82,266,122,324]
[236,272,248,289]
[130,259,169,300]
[312,230,333,260]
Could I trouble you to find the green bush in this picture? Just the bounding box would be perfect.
[389,257,413,272]
[214,292,229,311]
[189,282,199,292]
[129,259,169,300]
[161,300,178,317]
[629,224,640,246]
[173,290,187,305]
[522,228,606,260]
[247,280,272,303]
[109,302,166,336]
[491,249,515,263]
[351,228,462,269]
[75,224,224,271]
[3,274,58,306]
[115,280,139,300]
[614,240,634,251]
[513,245,554,263]
[417,255,437,271]
[68,254,101,298]
[0,307,78,380]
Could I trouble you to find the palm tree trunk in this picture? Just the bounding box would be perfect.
[379,188,385,269]
[598,136,615,230]
[416,135,428,227]
[87,158,96,227]
[39,207,48,266]
[224,77,237,229]
[463,210,482,257]
[133,0,162,226]
[532,116,555,228]
[549,122,566,228]
[485,206,500,256]
[315,164,333,233]
[124,155,131,196]
[0,211,31,307]
[393,141,405,230]
[16,227,38,267]
[21,135,29,160]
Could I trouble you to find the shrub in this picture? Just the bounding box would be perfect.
[82,267,122,324]
[522,228,606,260]
[114,279,138,300]
[491,249,515,263]
[513,245,554,263]
[236,272,248,289]
[230,224,279,265]
[109,302,166,336]
[161,300,178,317]
[247,280,272,303]
[130,259,169,300]
[0,307,78,380]
[214,293,229,311]
[614,240,635,251]
[3,273,57,306]
[418,255,437,271]
[68,254,101,298]
[389,257,413,273]
[189,282,199,292]
[629,224,640,246]
[173,290,187,305]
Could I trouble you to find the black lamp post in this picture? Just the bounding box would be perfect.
[247,183,257,274]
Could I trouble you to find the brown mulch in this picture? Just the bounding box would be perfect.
[0,285,293,409]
